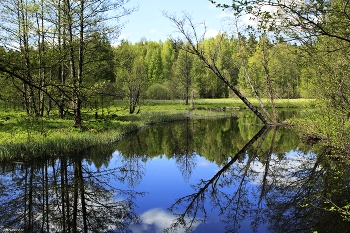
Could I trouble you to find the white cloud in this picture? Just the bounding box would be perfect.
[217,12,234,19]
[111,33,131,46]
[244,152,318,186]
[141,208,175,229]
[118,33,130,40]
[149,29,162,35]
[205,29,220,38]
[238,14,257,27]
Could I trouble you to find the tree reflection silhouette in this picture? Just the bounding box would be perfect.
[0,156,145,232]
[165,126,271,233]
[166,124,350,233]
[2,117,349,232]
[114,134,148,188]
[174,118,197,182]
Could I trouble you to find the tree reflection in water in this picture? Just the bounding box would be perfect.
[0,155,145,232]
[165,126,272,233]
[1,116,350,232]
[173,118,197,182]
[165,124,350,233]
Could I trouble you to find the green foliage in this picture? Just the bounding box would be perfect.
[0,99,311,162]
[238,39,302,99]
[145,41,163,84]
[172,49,195,102]
[288,37,350,157]
[146,83,172,100]
[114,111,302,166]
[161,39,177,80]
[268,43,301,99]
[211,0,350,151]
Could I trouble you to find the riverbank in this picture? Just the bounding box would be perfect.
[0,98,314,162]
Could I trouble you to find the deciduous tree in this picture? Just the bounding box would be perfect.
[164,12,271,124]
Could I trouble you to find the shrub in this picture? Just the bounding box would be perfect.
[146,83,172,100]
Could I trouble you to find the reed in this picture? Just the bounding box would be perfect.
[0,122,140,162]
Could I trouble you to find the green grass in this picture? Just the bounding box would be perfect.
[139,98,315,109]
[193,98,315,108]
[0,98,314,162]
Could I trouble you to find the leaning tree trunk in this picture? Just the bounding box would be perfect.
[206,60,269,124]
[165,13,270,125]
[242,64,274,123]
[186,44,269,124]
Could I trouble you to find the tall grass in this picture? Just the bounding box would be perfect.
[0,121,139,161]
[0,110,189,162]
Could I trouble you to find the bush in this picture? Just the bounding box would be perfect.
[146,83,172,100]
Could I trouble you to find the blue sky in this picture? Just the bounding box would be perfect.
[117,0,233,44]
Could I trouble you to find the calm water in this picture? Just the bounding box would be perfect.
[1,113,350,233]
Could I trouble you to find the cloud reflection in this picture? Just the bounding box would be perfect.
[130,208,200,233]
[244,151,318,185]
[197,161,209,167]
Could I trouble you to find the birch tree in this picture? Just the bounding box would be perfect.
[173,49,194,105]
[165,12,271,125]
[0,0,137,127]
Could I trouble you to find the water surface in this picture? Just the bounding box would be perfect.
[0,114,349,232]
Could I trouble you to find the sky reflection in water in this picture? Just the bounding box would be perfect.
[1,115,350,232]
[108,148,313,233]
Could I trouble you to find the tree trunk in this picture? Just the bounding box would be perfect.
[129,91,135,114]
[242,64,273,123]
[19,0,38,117]
[74,0,85,127]
[58,0,67,119]
[72,162,79,233]
[65,0,82,127]
[129,85,140,114]
[201,55,269,124]
[185,85,189,105]
[261,42,280,123]
[35,0,46,117]
[190,90,195,110]
[165,13,270,124]
[78,160,88,233]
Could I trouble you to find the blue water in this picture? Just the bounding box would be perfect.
[104,151,278,233]
[1,116,349,232]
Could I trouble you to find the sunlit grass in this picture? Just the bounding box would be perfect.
[140,98,316,110]
[0,120,139,161]
[194,98,315,108]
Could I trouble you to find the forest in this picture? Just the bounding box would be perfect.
[0,0,350,230]
[0,0,349,156]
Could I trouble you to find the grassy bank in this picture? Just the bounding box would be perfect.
[0,111,187,162]
[0,98,314,162]
[143,98,315,110]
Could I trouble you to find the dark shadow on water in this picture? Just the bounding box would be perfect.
[0,156,145,232]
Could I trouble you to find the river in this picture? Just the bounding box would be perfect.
[0,113,349,232]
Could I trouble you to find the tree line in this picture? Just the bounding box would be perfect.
[115,35,307,110]
[0,0,349,127]
[114,114,303,167]
[0,21,308,119]
[0,0,136,127]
